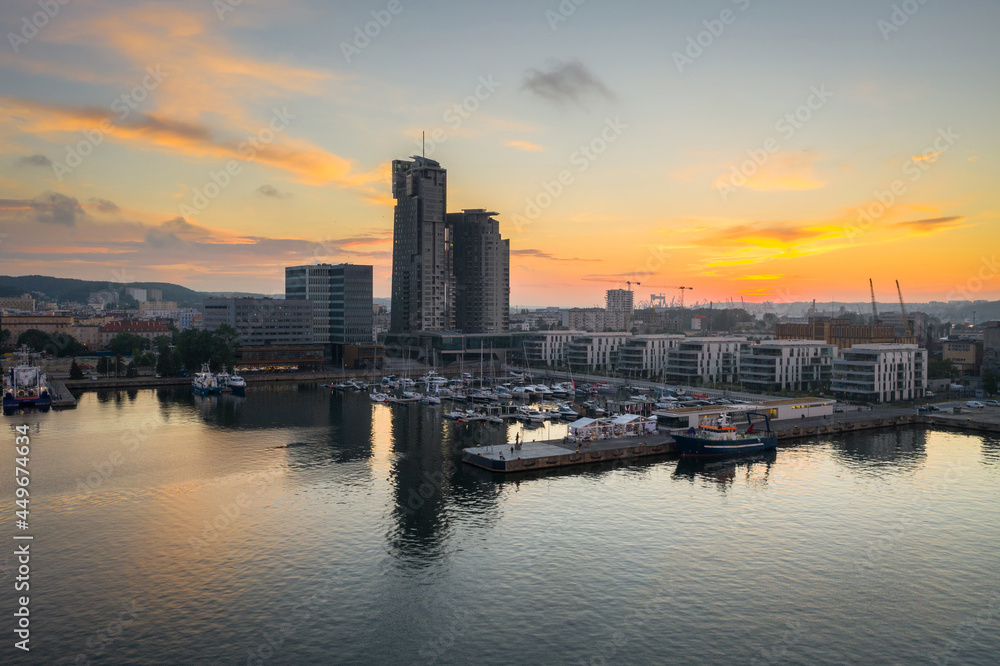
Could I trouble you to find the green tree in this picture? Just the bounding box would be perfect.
[135,352,157,368]
[109,333,150,357]
[16,329,51,352]
[125,360,138,378]
[928,359,958,380]
[69,359,84,380]
[983,370,999,396]
[96,356,110,377]
[0,328,11,349]
[156,349,177,377]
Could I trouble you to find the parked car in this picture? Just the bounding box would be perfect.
[930,405,946,412]
[833,406,845,413]
[984,400,1000,407]
[966,400,986,409]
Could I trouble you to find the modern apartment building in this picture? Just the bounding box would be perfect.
[285,264,373,360]
[665,337,747,385]
[619,334,686,378]
[561,308,610,332]
[739,340,836,392]
[390,156,453,333]
[565,333,631,371]
[831,343,927,403]
[201,297,313,347]
[523,330,587,366]
[449,209,510,334]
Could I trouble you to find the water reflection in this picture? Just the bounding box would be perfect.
[830,428,927,475]
[673,450,777,490]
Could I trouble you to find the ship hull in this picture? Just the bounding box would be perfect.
[672,434,777,458]
[3,393,51,414]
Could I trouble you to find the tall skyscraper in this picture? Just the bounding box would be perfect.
[449,209,510,334]
[390,157,453,333]
[286,263,373,360]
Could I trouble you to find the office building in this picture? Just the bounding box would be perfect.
[390,156,453,333]
[831,343,927,403]
[984,321,1000,375]
[739,340,837,392]
[449,209,510,334]
[286,263,373,361]
[201,297,313,347]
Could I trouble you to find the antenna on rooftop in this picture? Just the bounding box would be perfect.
[422,131,425,158]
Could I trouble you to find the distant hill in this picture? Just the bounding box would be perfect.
[0,275,266,308]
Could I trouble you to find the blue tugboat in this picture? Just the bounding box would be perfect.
[3,346,52,415]
[672,412,776,458]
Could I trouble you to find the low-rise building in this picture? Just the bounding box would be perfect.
[98,320,172,348]
[665,337,746,385]
[139,301,179,316]
[618,334,686,378]
[942,339,983,376]
[565,333,631,371]
[2,315,75,340]
[561,308,610,332]
[740,340,836,392]
[523,330,587,366]
[831,343,927,403]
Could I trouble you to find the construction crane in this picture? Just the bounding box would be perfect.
[649,293,668,325]
[869,278,880,325]
[896,280,913,336]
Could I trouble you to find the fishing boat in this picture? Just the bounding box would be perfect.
[3,346,52,414]
[228,372,246,395]
[192,363,220,395]
[672,412,776,458]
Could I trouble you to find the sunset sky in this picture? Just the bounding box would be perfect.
[1,0,997,307]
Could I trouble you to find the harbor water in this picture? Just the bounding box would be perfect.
[2,384,999,664]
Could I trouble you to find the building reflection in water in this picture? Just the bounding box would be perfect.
[672,450,777,491]
[830,428,927,475]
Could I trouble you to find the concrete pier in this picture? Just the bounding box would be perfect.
[462,434,677,473]
[49,380,77,409]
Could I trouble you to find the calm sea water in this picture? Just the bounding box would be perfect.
[2,385,999,665]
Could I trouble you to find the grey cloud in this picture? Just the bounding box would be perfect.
[522,59,615,107]
[88,197,120,214]
[256,184,291,199]
[17,154,52,168]
[30,191,84,226]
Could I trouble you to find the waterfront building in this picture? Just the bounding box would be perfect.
[286,263,373,361]
[201,297,313,347]
[449,209,510,334]
[831,343,927,403]
[664,337,747,385]
[618,334,686,378]
[565,333,631,371]
[390,156,453,333]
[98,320,172,348]
[523,330,587,366]
[235,345,325,371]
[739,340,837,392]
[605,289,634,331]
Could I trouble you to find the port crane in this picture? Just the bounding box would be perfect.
[896,280,913,336]
[869,278,880,325]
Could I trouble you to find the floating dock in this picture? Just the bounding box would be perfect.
[462,435,677,473]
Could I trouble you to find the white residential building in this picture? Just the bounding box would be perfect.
[523,330,587,366]
[831,343,927,403]
[565,333,631,371]
[619,334,686,378]
[740,340,837,392]
[665,337,747,385]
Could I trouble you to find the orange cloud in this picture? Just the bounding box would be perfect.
[504,140,545,152]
